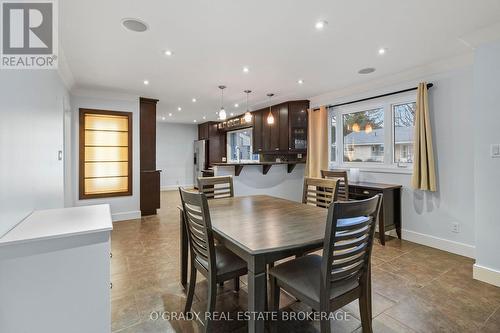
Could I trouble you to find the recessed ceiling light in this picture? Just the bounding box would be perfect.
[215,111,219,115]
[202,116,206,120]
[192,98,197,103]
[164,50,173,56]
[230,113,234,116]
[298,79,304,85]
[161,116,166,120]
[121,18,149,32]
[234,103,239,108]
[315,20,328,30]
[143,80,149,85]
[243,67,249,73]
[378,48,387,55]
[168,113,172,117]
[358,67,376,74]
[177,107,182,111]
[193,120,197,123]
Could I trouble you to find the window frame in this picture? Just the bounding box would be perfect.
[79,108,133,200]
[328,92,416,171]
[226,128,259,163]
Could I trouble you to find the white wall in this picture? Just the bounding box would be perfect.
[0,70,68,237]
[70,92,140,221]
[156,122,197,189]
[310,59,476,257]
[473,40,500,283]
[215,164,306,202]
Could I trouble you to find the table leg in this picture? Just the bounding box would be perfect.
[179,209,188,289]
[395,188,402,239]
[247,258,266,333]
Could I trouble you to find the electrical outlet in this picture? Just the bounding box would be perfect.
[297,153,303,159]
[451,222,460,233]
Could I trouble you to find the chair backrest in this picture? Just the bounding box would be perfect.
[320,194,383,303]
[197,176,234,199]
[179,187,216,274]
[321,169,349,201]
[302,177,340,209]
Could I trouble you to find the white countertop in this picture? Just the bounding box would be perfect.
[0,205,113,247]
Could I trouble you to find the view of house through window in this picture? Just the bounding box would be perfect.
[227,128,259,162]
[393,102,416,163]
[343,108,384,163]
[330,115,337,163]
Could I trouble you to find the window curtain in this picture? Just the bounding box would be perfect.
[411,82,437,191]
[305,106,329,178]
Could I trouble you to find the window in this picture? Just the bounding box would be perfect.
[227,128,259,162]
[79,109,132,199]
[343,108,384,163]
[329,94,416,169]
[330,115,337,163]
[393,102,416,164]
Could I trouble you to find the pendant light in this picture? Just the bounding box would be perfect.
[266,93,274,125]
[244,90,252,123]
[365,123,373,134]
[218,85,227,120]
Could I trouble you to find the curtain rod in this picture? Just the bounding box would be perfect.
[313,83,434,111]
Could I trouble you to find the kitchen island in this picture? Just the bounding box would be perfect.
[213,162,305,202]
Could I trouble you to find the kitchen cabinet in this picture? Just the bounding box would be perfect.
[288,100,309,152]
[252,109,263,153]
[198,121,226,166]
[252,100,309,154]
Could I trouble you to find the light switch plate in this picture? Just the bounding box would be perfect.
[491,144,500,158]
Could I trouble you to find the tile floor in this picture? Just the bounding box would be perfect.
[111,191,500,332]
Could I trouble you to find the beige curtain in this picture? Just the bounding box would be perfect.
[305,106,329,178]
[411,82,437,191]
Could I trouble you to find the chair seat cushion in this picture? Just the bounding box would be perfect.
[269,254,359,304]
[214,245,247,277]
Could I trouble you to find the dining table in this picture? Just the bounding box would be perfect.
[178,194,329,333]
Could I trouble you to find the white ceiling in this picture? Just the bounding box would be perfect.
[60,0,500,123]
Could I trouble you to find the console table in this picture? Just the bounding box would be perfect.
[349,182,402,245]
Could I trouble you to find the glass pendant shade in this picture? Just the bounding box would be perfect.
[267,110,274,124]
[244,111,252,123]
[219,108,227,120]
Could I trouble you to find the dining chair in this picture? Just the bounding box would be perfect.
[302,177,341,208]
[179,188,247,332]
[321,169,349,201]
[197,175,234,199]
[269,194,383,333]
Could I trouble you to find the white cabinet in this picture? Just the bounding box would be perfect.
[0,205,112,333]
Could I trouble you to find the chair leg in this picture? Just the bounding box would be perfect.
[269,277,280,333]
[359,295,373,333]
[218,281,224,287]
[184,263,197,314]
[205,278,217,333]
[320,317,331,333]
[233,277,240,292]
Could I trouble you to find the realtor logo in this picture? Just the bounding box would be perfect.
[1,0,58,69]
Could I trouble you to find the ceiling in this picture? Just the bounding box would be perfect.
[60,0,500,123]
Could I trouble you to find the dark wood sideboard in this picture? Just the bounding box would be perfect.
[349,182,402,245]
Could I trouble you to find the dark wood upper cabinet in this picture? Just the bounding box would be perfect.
[198,122,209,140]
[278,103,289,151]
[288,101,309,152]
[252,110,263,153]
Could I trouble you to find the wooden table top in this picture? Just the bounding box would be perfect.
[207,195,327,255]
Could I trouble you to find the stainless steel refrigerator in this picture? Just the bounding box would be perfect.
[193,140,207,183]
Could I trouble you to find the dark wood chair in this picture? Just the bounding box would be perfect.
[321,169,349,201]
[302,177,340,208]
[197,175,234,199]
[179,188,247,332]
[269,194,383,333]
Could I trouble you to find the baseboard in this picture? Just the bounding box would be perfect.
[473,264,500,287]
[402,229,475,258]
[112,210,141,222]
[161,184,194,191]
